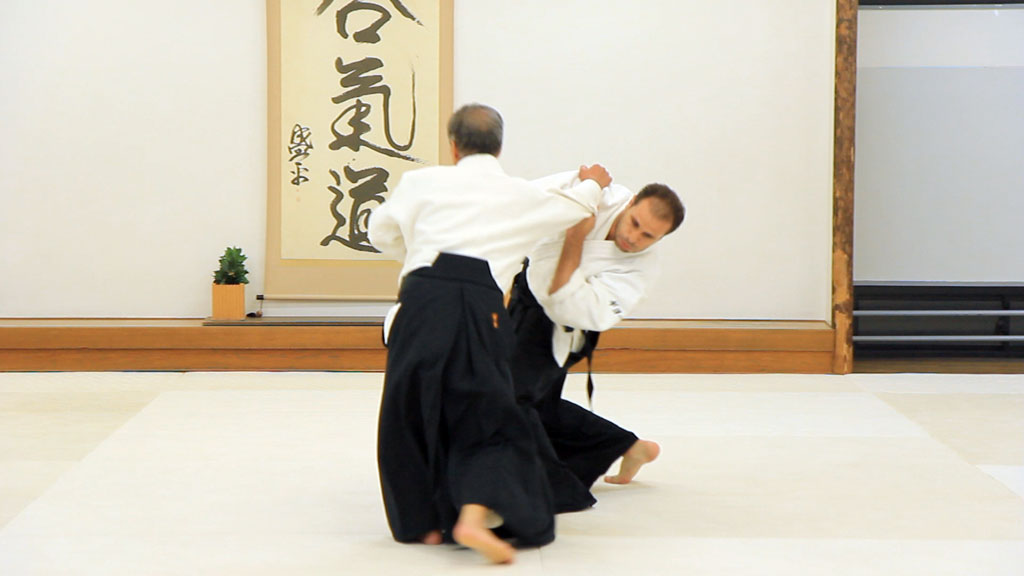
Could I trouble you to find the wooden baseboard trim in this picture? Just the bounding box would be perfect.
[575,350,833,374]
[0,319,834,373]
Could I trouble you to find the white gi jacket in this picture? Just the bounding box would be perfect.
[525,171,660,367]
[369,155,604,341]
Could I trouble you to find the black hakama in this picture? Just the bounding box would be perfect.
[377,253,555,546]
[508,269,639,498]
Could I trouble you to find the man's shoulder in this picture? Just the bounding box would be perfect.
[401,164,455,181]
[598,184,634,214]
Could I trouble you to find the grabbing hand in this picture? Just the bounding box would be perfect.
[578,164,611,189]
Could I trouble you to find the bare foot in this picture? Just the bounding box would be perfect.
[453,504,515,564]
[420,530,442,545]
[604,439,660,485]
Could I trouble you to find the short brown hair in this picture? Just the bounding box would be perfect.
[635,184,685,233]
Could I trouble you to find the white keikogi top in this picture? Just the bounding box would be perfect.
[368,154,604,341]
[525,171,660,366]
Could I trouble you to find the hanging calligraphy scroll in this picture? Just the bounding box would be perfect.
[265,0,453,300]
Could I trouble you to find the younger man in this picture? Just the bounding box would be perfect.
[509,174,685,512]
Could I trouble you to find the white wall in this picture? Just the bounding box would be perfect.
[0,1,837,320]
[0,0,268,317]
[855,6,1024,283]
[453,0,836,320]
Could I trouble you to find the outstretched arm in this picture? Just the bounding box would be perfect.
[524,164,612,251]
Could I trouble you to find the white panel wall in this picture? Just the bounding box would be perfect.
[453,0,835,320]
[855,6,1024,283]
[0,0,268,317]
[0,1,837,320]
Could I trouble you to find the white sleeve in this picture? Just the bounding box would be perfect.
[532,170,580,191]
[505,172,602,253]
[539,178,601,217]
[367,187,406,260]
[532,247,657,332]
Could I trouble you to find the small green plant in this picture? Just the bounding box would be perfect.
[213,246,249,285]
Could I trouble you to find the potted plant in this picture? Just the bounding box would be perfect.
[211,246,249,320]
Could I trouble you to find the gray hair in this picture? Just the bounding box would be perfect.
[447,103,503,157]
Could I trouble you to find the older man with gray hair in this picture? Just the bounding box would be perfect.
[369,103,612,564]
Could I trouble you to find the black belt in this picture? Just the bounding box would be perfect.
[564,326,600,410]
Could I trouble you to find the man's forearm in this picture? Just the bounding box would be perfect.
[548,228,587,295]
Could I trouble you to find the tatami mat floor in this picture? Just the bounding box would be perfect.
[1,371,1022,575]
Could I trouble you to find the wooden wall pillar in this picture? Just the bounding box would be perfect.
[832,0,857,374]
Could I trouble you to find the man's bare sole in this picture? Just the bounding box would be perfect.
[604,439,660,485]
[453,504,515,564]
[419,530,442,545]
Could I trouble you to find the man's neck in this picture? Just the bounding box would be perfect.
[605,214,620,242]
